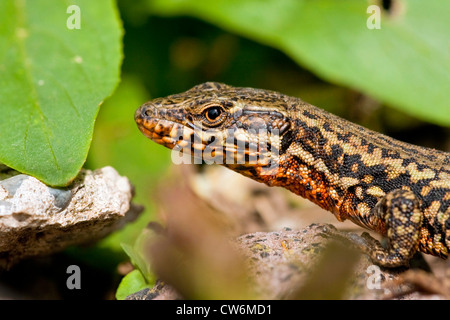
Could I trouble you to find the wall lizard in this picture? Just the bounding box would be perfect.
[135,82,450,267]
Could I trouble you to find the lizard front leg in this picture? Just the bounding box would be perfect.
[367,189,423,267]
[326,189,423,267]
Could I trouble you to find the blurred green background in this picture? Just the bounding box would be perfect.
[53,0,450,298]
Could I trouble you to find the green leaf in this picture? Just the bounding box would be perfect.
[117,235,157,300]
[146,0,450,126]
[0,0,122,186]
[115,269,149,300]
[121,242,155,284]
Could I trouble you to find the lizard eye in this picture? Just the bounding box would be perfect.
[202,105,225,126]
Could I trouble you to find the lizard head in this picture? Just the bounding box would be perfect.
[135,82,293,170]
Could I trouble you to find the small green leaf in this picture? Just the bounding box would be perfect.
[147,0,450,126]
[118,238,157,300]
[0,0,122,186]
[115,269,149,300]
[121,242,155,283]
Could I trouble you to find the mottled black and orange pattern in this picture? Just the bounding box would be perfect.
[135,82,450,267]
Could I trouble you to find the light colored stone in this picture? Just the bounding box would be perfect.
[127,224,444,300]
[0,166,142,269]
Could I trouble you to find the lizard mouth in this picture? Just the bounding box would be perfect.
[135,104,209,152]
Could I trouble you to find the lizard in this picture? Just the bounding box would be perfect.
[135,82,450,267]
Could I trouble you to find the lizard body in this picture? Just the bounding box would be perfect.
[135,82,450,267]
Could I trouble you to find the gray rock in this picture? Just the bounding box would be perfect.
[0,166,142,269]
[127,224,443,300]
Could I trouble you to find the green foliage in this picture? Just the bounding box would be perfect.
[146,0,450,126]
[0,0,122,186]
[115,230,157,300]
[115,269,148,300]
